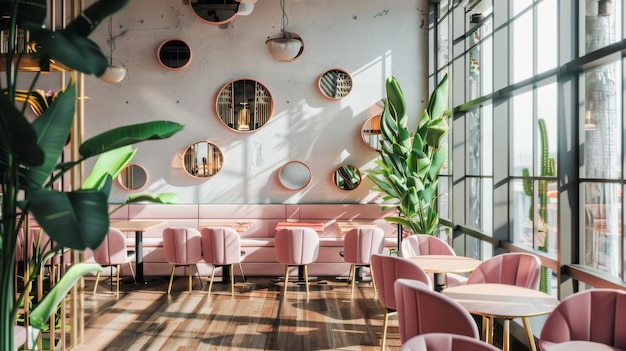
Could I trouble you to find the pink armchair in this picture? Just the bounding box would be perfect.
[274,227,319,297]
[200,226,246,296]
[342,227,385,295]
[466,252,541,289]
[394,278,480,344]
[92,228,136,297]
[370,253,432,350]
[162,227,203,294]
[401,333,500,351]
[539,288,626,351]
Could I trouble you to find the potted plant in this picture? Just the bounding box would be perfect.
[0,0,184,349]
[367,74,449,243]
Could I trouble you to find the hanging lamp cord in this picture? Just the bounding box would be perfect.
[107,16,115,65]
[280,0,289,37]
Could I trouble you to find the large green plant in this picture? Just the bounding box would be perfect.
[367,75,449,236]
[0,0,184,349]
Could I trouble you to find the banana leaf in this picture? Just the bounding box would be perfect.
[83,145,137,190]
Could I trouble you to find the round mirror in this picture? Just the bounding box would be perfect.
[190,0,239,25]
[216,79,273,132]
[183,141,224,178]
[278,161,311,190]
[361,115,382,150]
[118,164,148,191]
[318,68,353,100]
[333,164,361,191]
[157,39,192,71]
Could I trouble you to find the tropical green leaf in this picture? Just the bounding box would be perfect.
[24,23,109,75]
[424,116,449,148]
[30,263,102,330]
[0,93,44,166]
[126,192,179,204]
[386,76,407,126]
[428,143,448,181]
[427,74,448,120]
[83,146,136,190]
[27,84,76,189]
[26,189,109,250]
[79,121,184,158]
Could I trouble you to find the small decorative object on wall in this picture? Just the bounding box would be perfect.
[216,79,273,132]
[279,161,312,190]
[101,16,126,83]
[333,164,361,191]
[361,114,382,150]
[266,0,304,62]
[157,39,192,71]
[183,141,224,178]
[118,164,148,191]
[318,69,353,100]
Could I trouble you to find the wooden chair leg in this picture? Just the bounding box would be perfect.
[303,264,310,298]
[188,264,193,292]
[381,309,389,350]
[238,262,246,282]
[350,264,356,295]
[93,271,101,295]
[369,265,377,299]
[208,266,216,296]
[283,265,289,296]
[230,264,235,296]
[167,265,175,294]
[127,261,136,284]
[115,264,121,298]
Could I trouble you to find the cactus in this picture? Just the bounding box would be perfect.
[522,118,556,293]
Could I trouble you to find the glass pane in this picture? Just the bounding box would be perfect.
[536,83,558,177]
[581,183,622,277]
[481,104,493,175]
[439,17,450,68]
[537,0,557,73]
[512,91,533,176]
[583,62,622,179]
[467,110,481,175]
[513,179,533,246]
[481,22,493,95]
[512,10,533,83]
[438,176,451,220]
[584,0,621,55]
[468,177,482,230]
[512,0,533,17]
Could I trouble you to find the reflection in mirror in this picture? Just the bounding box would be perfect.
[190,0,239,25]
[333,165,361,191]
[183,141,224,178]
[216,79,273,132]
[118,164,148,191]
[318,69,353,100]
[361,115,382,150]
[158,39,192,70]
[279,161,311,190]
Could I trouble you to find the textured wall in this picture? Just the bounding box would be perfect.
[81,0,428,204]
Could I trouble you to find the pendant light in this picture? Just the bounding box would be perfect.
[265,0,303,62]
[100,16,126,83]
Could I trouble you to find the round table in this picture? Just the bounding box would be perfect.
[442,283,559,351]
[407,255,482,291]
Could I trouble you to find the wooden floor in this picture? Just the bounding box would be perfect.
[75,275,527,351]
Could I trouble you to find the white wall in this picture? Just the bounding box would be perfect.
[83,0,428,204]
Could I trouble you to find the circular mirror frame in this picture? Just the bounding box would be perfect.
[117,164,149,191]
[215,79,274,132]
[157,39,192,71]
[182,141,224,178]
[278,161,312,190]
[361,114,382,151]
[189,0,239,25]
[333,164,362,191]
[318,68,353,100]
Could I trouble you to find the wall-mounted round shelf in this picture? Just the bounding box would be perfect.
[118,164,149,191]
[278,161,312,190]
[157,39,192,71]
[182,141,224,178]
[318,68,353,100]
[216,79,273,132]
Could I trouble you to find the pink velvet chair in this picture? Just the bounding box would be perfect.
[200,227,246,296]
[466,252,541,289]
[538,288,626,351]
[342,227,385,295]
[92,228,136,297]
[401,333,500,351]
[14,325,26,351]
[394,278,480,344]
[162,227,203,294]
[370,253,432,350]
[274,227,319,297]
[401,234,468,287]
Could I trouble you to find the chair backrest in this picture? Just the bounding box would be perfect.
[394,278,480,343]
[370,254,432,310]
[466,252,541,289]
[16,228,24,262]
[200,227,242,265]
[274,227,319,265]
[162,227,203,265]
[539,288,626,350]
[401,235,455,257]
[93,228,129,265]
[401,333,500,351]
[343,227,385,264]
